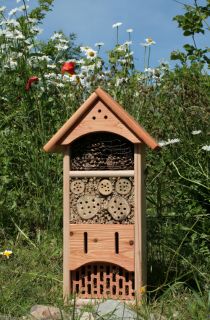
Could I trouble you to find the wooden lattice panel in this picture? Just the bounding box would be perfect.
[71,263,135,300]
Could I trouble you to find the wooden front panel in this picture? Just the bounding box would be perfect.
[69,224,134,271]
[61,100,141,144]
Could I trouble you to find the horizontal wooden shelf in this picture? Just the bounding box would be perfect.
[69,170,134,177]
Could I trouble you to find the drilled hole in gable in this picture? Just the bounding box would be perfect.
[98,109,101,113]
[92,116,96,120]
[104,115,108,119]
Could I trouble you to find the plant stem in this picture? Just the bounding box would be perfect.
[144,46,147,70]
[147,46,151,68]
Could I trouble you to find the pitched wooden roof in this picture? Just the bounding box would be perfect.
[43,87,160,153]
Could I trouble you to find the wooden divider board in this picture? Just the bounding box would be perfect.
[134,144,146,300]
[63,146,70,300]
[69,224,134,271]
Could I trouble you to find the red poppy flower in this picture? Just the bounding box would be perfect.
[25,76,39,91]
[61,61,75,75]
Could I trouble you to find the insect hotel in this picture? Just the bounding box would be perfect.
[43,87,159,301]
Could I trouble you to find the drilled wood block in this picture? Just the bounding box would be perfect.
[71,180,85,194]
[98,179,113,195]
[108,196,130,221]
[77,196,101,219]
[115,178,132,195]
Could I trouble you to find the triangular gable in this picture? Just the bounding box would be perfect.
[43,88,160,153]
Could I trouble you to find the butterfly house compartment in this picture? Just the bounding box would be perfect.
[43,88,160,302]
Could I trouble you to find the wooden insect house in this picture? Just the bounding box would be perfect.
[43,87,159,301]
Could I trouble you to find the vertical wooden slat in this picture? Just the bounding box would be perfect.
[134,144,146,301]
[141,146,147,288]
[63,146,70,300]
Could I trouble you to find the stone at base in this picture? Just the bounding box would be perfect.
[94,300,139,319]
[29,305,64,320]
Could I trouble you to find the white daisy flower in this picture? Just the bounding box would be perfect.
[86,48,97,59]
[141,37,156,47]
[112,22,122,28]
[124,41,132,46]
[201,145,210,151]
[80,46,90,53]
[56,83,65,88]
[50,32,63,40]
[115,77,128,87]
[55,43,68,51]
[125,51,134,58]
[159,138,180,147]
[47,64,57,69]
[15,30,25,39]
[8,8,19,16]
[119,59,127,64]
[59,39,69,44]
[192,130,201,135]
[81,65,94,73]
[95,42,104,47]
[126,28,133,33]
[31,26,43,35]
[44,73,57,79]
[146,37,156,45]
[28,18,37,24]
[0,6,6,12]
[4,31,14,39]
[96,60,102,68]
[6,19,20,27]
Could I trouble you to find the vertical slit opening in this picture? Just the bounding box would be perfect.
[84,232,88,253]
[115,232,119,254]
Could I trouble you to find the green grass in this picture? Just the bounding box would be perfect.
[0,232,209,319]
[0,232,63,316]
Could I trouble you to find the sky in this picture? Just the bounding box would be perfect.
[3,0,209,70]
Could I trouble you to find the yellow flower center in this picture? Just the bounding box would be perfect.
[139,286,146,294]
[88,51,95,57]
[3,250,12,258]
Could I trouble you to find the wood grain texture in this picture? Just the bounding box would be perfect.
[43,88,160,153]
[61,100,140,145]
[43,92,98,152]
[69,170,134,177]
[134,144,146,301]
[63,146,70,300]
[69,224,134,271]
[95,88,160,150]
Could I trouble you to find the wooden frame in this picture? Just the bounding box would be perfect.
[63,146,70,300]
[134,144,146,301]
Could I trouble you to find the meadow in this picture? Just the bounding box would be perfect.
[0,0,209,318]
